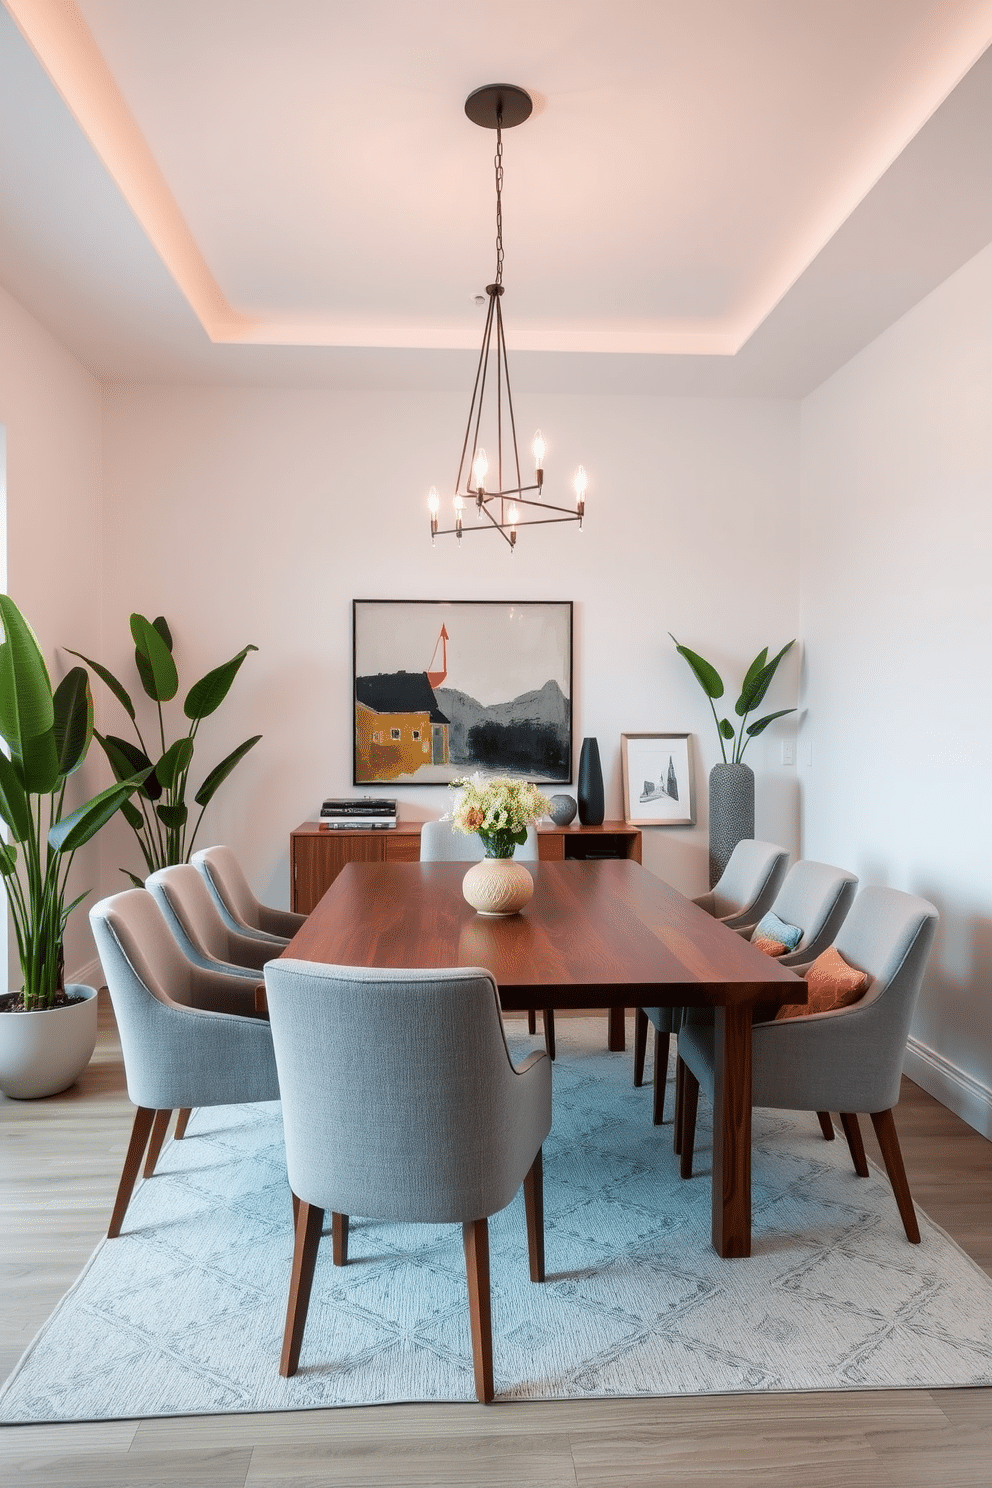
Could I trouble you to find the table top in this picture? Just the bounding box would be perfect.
[285,859,806,1011]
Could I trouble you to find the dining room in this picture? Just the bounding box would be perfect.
[2,0,992,1480]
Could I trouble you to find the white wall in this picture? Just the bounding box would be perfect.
[0,283,105,987]
[99,385,801,911]
[799,239,992,1136]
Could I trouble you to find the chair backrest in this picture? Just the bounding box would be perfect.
[420,818,539,862]
[146,863,239,966]
[755,885,938,1113]
[762,859,858,962]
[192,844,265,932]
[711,839,789,920]
[90,890,279,1109]
[264,958,551,1224]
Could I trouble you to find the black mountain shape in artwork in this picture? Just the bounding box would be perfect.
[433,679,570,779]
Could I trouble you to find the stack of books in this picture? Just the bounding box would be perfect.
[319,798,397,829]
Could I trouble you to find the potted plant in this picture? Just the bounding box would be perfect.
[0,596,147,1098]
[450,774,550,915]
[67,614,260,883]
[670,635,795,886]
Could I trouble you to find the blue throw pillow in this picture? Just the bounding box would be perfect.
[752,910,803,956]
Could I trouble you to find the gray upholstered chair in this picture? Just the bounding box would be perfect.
[147,863,275,979]
[675,886,939,1243]
[421,819,552,1053]
[746,859,859,967]
[192,844,305,944]
[264,958,551,1402]
[633,838,791,1104]
[90,889,279,1239]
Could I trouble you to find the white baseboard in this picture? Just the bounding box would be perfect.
[68,956,104,990]
[904,1036,992,1141]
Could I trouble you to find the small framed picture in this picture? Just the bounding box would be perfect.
[621,733,695,827]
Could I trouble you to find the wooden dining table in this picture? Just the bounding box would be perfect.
[283,857,806,1259]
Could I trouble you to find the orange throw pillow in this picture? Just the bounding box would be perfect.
[775,946,869,1021]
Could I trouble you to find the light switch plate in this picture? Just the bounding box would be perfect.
[781,740,795,766]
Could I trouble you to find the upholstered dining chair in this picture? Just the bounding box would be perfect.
[90,889,279,1239]
[264,958,552,1402]
[420,819,553,1053]
[633,838,791,1107]
[147,864,275,980]
[675,886,939,1243]
[192,844,305,944]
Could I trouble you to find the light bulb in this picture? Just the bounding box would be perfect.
[508,504,520,527]
[532,430,545,468]
[573,465,587,502]
[427,487,440,515]
[472,448,488,490]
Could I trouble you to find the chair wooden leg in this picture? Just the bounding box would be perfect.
[673,1055,686,1154]
[542,1009,556,1060]
[108,1107,156,1238]
[840,1112,869,1177]
[174,1107,193,1140]
[633,1008,648,1086]
[523,1149,545,1283]
[679,1065,700,1179]
[870,1109,921,1243]
[817,1110,835,1141]
[652,1031,671,1126]
[462,1218,494,1403]
[142,1108,173,1177]
[280,1199,325,1376]
[332,1211,349,1266]
[527,1009,537,1034]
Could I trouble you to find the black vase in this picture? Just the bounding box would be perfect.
[577,737,605,826]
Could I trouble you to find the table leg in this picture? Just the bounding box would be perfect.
[607,1006,626,1051]
[711,1003,752,1258]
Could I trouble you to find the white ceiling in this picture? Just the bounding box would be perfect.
[2,0,992,394]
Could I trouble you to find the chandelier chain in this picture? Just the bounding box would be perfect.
[494,110,504,286]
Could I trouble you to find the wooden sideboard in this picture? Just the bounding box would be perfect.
[290,819,642,914]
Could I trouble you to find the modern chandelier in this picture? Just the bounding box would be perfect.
[428,83,587,551]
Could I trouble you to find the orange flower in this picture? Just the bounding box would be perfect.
[465,808,485,828]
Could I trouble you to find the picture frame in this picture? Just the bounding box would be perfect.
[353,599,573,786]
[620,733,695,827]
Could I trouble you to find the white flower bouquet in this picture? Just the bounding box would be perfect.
[450,774,552,859]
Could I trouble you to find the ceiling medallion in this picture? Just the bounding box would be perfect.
[428,84,587,552]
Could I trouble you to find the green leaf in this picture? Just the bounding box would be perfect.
[194,735,262,808]
[121,869,145,889]
[48,776,148,855]
[64,649,136,721]
[738,640,795,715]
[0,748,32,841]
[734,647,768,716]
[53,667,93,776]
[120,797,144,830]
[745,708,796,738]
[155,737,194,791]
[718,718,736,740]
[156,802,189,829]
[59,889,90,928]
[0,840,18,876]
[0,594,60,794]
[669,634,724,699]
[152,616,173,651]
[96,732,161,800]
[130,613,179,702]
[184,644,258,721]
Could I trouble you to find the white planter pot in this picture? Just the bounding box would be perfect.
[0,984,99,1100]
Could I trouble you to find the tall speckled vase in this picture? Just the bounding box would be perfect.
[708,762,754,887]
[577,737,605,826]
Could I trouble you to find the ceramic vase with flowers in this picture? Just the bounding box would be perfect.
[450,774,551,916]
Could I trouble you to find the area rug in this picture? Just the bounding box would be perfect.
[3,1019,992,1421]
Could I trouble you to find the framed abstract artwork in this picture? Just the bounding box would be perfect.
[620,733,695,827]
[353,599,573,786]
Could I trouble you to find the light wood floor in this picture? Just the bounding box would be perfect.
[2,995,990,1487]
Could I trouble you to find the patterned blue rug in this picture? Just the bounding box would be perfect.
[3,1019,991,1420]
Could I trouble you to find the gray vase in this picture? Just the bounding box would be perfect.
[548,793,577,826]
[708,762,754,888]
